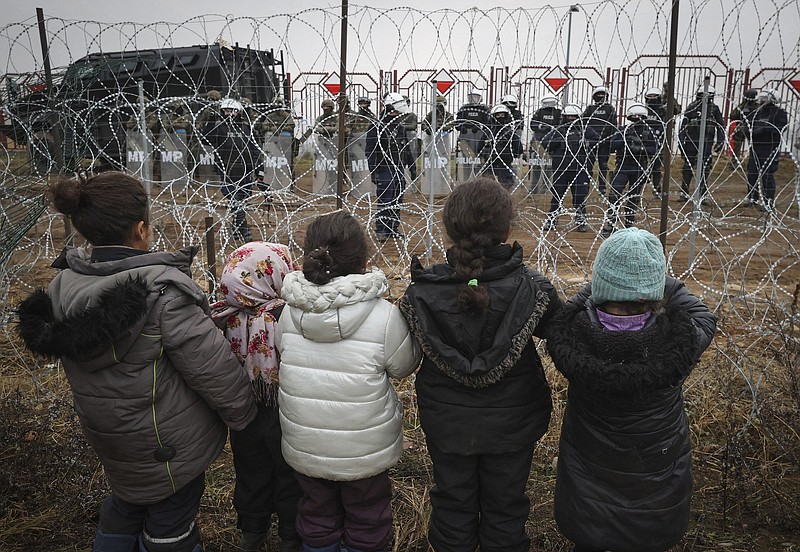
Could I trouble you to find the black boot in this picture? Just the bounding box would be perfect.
[238,532,267,552]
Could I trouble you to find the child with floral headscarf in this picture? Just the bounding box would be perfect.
[212,242,303,552]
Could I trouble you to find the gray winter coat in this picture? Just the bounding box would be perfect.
[17,246,257,504]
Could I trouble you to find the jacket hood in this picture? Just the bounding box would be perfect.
[16,246,204,367]
[546,299,699,396]
[281,269,388,343]
[401,242,555,388]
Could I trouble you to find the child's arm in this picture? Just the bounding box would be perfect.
[664,277,717,361]
[384,304,422,379]
[160,293,257,431]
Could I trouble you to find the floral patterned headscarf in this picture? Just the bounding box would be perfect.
[211,242,298,405]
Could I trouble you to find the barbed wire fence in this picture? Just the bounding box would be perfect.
[0,1,799,544]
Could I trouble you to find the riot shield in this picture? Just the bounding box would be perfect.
[157,128,189,190]
[528,140,551,194]
[192,139,218,183]
[126,129,154,180]
[348,131,372,197]
[312,133,339,195]
[263,131,294,191]
[421,131,453,195]
[456,129,483,182]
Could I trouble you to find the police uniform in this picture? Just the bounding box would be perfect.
[678,98,724,200]
[605,120,658,233]
[582,102,617,194]
[541,119,599,229]
[366,111,409,239]
[746,102,788,208]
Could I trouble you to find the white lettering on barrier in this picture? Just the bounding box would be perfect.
[456,156,482,165]
[199,152,215,165]
[315,159,338,171]
[160,150,183,163]
[266,156,290,168]
[423,156,449,169]
[127,150,144,163]
[351,158,369,172]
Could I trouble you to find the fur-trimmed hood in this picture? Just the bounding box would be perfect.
[16,246,203,367]
[280,269,388,343]
[545,298,699,396]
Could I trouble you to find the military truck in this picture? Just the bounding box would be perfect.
[2,42,287,172]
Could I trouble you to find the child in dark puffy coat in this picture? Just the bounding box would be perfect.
[211,242,303,552]
[400,177,563,552]
[545,227,717,552]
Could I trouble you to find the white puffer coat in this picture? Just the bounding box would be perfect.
[276,269,421,481]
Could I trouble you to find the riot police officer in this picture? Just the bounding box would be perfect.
[541,104,599,232]
[745,89,788,211]
[603,103,658,236]
[422,95,455,135]
[400,95,419,181]
[479,103,523,189]
[455,87,491,163]
[366,92,410,241]
[201,98,263,241]
[729,88,759,170]
[582,85,618,196]
[501,93,524,135]
[643,87,668,198]
[678,85,725,202]
[529,95,562,191]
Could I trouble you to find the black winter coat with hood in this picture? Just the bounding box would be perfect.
[545,277,717,552]
[399,242,562,455]
[16,246,257,505]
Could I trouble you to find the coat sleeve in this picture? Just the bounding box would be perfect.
[663,277,717,361]
[160,292,257,431]
[383,303,422,379]
[532,273,565,339]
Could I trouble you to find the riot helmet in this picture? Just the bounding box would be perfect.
[501,94,518,108]
[490,103,511,123]
[321,98,335,111]
[644,87,663,104]
[220,98,243,116]
[592,86,610,104]
[562,103,582,122]
[695,85,716,100]
[757,88,779,105]
[384,92,409,114]
[467,87,483,104]
[436,95,447,105]
[626,103,648,122]
[541,95,559,108]
[357,96,371,107]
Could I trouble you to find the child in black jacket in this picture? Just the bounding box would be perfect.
[400,177,562,552]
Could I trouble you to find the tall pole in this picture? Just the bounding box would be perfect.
[335,0,349,209]
[563,5,579,106]
[658,0,680,250]
[426,81,437,264]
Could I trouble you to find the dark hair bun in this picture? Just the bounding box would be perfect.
[48,177,83,216]
[303,247,334,285]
